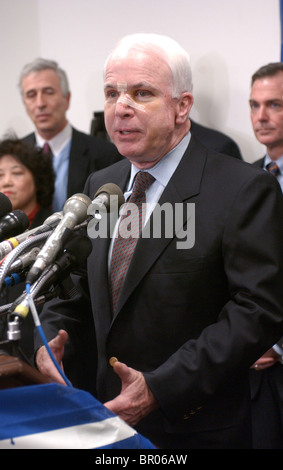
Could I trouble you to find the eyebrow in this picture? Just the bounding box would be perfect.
[104,81,155,90]
[25,86,55,95]
[249,98,283,104]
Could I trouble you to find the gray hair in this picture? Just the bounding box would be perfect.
[19,58,70,97]
[104,33,193,98]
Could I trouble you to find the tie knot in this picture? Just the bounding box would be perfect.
[267,161,280,177]
[132,171,155,195]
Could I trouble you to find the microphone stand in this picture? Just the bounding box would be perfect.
[0,288,61,364]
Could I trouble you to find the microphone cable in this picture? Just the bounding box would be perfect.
[25,281,72,388]
[0,231,51,291]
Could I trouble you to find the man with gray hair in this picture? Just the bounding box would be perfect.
[19,58,122,211]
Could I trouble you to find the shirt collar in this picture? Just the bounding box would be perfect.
[127,132,191,191]
[35,122,72,157]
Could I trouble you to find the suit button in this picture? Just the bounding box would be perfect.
[109,357,118,367]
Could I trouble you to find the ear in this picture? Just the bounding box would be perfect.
[175,93,194,125]
[65,92,71,111]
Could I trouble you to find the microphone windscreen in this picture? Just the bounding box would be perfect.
[0,192,13,218]
[12,210,30,232]
[94,183,124,209]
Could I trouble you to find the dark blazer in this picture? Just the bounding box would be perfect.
[253,157,265,168]
[250,155,283,448]
[22,127,123,199]
[190,120,243,159]
[37,137,283,448]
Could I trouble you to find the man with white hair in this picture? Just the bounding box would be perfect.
[35,34,283,449]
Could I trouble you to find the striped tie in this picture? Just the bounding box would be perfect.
[109,171,155,313]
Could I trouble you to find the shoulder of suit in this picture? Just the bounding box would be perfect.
[21,132,36,144]
[252,157,265,168]
[71,126,120,153]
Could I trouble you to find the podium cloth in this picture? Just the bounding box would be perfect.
[0,383,155,449]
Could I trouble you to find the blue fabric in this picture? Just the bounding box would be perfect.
[0,383,155,449]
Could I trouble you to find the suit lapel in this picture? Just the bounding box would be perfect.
[114,136,207,317]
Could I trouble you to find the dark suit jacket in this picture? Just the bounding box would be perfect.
[37,137,283,448]
[253,157,265,169]
[22,127,123,199]
[252,156,283,355]
[249,155,283,448]
[190,120,243,159]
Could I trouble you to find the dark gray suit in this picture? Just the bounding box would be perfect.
[37,136,283,449]
[250,156,283,448]
[22,127,123,199]
[189,120,243,159]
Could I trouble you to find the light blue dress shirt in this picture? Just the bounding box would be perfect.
[108,132,191,268]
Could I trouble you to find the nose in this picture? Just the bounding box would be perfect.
[0,173,13,188]
[35,91,47,108]
[114,99,134,117]
[257,105,269,121]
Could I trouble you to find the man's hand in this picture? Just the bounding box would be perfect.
[251,348,282,371]
[36,329,69,385]
[104,361,158,427]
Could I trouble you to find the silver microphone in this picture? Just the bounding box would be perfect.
[26,193,91,285]
[90,183,125,212]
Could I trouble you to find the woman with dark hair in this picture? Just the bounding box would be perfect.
[0,138,55,228]
[0,138,55,360]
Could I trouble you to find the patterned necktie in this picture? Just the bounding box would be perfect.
[267,161,280,177]
[110,171,155,313]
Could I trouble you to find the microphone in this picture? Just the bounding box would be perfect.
[0,210,29,242]
[26,193,91,285]
[0,192,12,218]
[34,232,93,299]
[10,232,92,318]
[90,183,125,212]
[0,211,63,260]
[7,246,40,274]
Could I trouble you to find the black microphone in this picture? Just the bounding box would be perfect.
[0,210,29,242]
[0,192,12,218]
[0,211,63,260]
[26,193,91,285]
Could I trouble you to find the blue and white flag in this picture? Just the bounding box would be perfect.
[0,383,155,449]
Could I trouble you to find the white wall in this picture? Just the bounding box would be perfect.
[0,0,281,162]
